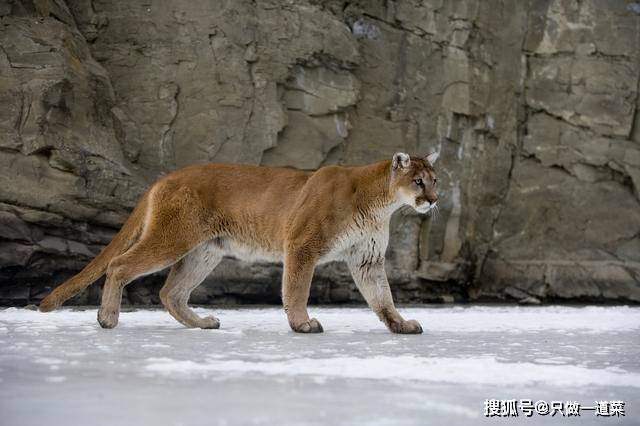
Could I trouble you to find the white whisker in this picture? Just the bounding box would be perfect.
[430,203,440,222]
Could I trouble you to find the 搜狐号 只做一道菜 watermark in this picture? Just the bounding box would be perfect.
[484,399,625,417]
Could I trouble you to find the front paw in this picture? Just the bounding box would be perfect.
[389,319,423,334]
[292,318,324,333]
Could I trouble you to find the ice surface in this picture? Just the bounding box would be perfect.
[0,305,639,425]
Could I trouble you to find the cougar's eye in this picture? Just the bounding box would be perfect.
[433,178,438,185]
[414,178,423,186]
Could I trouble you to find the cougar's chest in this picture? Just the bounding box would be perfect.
[318,220,388,265]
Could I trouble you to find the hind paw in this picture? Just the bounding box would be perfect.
[199,315,220,329]
[97,308,119,329]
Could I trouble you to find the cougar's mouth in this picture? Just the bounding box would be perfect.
[416,202,435,214]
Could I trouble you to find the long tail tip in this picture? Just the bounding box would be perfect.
[38,298,59,312]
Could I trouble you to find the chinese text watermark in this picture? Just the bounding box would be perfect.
[484,399,625,417]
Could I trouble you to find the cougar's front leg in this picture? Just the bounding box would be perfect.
[282,247,323,333]
[347,255,422,334]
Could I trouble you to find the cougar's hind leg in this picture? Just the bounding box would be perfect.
[98,183,209,329]
[160,240,223,329]
[98,236,194,329]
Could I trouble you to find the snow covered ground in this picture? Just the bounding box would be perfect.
[0,305,638,425]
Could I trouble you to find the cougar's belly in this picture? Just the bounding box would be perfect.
[217,237,282,263]
[211,224,384,265]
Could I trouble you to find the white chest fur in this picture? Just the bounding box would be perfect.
[319,222,389,265]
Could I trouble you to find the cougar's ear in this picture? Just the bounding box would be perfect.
[426,151,439,165]
[392,152,410,170]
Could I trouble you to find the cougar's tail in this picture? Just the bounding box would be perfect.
[39,194,149,312]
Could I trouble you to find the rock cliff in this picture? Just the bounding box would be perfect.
[1,0,639,305]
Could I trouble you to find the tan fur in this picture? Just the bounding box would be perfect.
[39,153,439,334]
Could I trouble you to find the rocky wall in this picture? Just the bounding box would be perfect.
[0,0,638,306]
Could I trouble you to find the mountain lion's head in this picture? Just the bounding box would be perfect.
[391,152,439,214]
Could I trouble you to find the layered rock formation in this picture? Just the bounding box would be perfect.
[1,0,639,306]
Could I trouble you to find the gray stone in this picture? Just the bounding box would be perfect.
[519,296,541,305]
[0,0,639,306]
